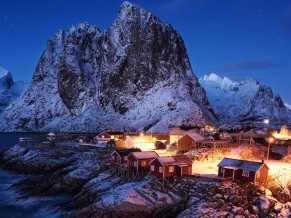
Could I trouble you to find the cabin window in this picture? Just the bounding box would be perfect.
[242,170,250,177]
[124,157,128,161]
[222,169,225,175]
[169,166,174,173]
[257,171,260,178]
[150,165,154,171]
[141,161,146,166]
[134,161,137,167]
[117,156,121,162]
[111,156,115,160]
[159,167,163,173]
[221,167,224,173]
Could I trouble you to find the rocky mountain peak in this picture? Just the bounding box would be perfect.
[200,73,291,126]
[0,2,216,132]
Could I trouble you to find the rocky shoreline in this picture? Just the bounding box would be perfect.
[0,144,290,217]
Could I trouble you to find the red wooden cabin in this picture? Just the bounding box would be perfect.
[177,133,205,151]
[127,151,159,170]
[150,155,192,178]
[217,158,269,183]
[111,148,141,164]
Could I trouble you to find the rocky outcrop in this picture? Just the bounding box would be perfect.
[0,2,216,133]
[1,144,290,217]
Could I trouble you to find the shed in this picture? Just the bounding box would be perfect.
[111,148,142,164]
[47,132,56,141]
[177,133,205,151]
[150,155,192,178]
[127,151,159,170]
[217,158,269,183]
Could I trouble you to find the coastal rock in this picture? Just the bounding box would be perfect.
[69,181,174,218]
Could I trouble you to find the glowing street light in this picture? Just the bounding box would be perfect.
[266,137,274,163]
[263,119,270,124]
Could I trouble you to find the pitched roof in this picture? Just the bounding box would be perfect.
[115,148,141,156]
[186,133,205,141]
[131,151,159,159]
[217,158,268,172]
[153,155,192,166]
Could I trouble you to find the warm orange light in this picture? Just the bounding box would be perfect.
[153,137,157,142]
[110,136,114,139]
[140,133,144,136]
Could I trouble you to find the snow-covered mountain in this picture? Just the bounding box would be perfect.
[0,2,216,133]
[0,66,28,113]
[199,73,291,126]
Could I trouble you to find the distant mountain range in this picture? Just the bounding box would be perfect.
[199,73,291,126]
[0,66,28,114]
[0,2,216,133]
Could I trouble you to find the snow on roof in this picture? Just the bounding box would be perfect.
[218,158,267,172]
[115,148,141,156]
[132,151,158,159]
[187,133,205,141]
[47,132,55,136]
[155,155,192,166]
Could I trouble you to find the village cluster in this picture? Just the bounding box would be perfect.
[18,125,291,188]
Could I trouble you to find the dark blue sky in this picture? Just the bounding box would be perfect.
[1,0,291,104]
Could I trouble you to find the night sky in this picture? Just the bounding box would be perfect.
[1,0,291,104]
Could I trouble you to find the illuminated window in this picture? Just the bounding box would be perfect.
[242,170,250,177]
[150,165,154,171]
[124,157,127,160]
[256,171,260,178]
[169,166,174,173]
[141,161,146,166]
[159,167,163,173]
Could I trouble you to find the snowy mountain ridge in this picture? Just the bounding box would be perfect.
[199,73,291,125]
[0,2,216,133]
[0,66,28,114]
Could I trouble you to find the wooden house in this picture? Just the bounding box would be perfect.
[177,133,205,151]
[127,151,159,170]
[169,127,202,144]
[98,131,125,141]
[149,155,192,178]
[111,148,142,164]
[217,158,269,183]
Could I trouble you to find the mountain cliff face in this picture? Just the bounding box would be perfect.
[199,73,291,125]
[0,2,216,133]
[0,66,28,113]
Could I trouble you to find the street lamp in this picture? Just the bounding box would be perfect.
[266,137,274,163]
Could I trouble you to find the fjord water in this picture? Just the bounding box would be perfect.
[0,133,68,218]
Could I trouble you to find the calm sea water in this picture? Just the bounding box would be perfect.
[0,133,46,150]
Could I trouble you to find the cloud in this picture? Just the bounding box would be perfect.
[215,60,284,73]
